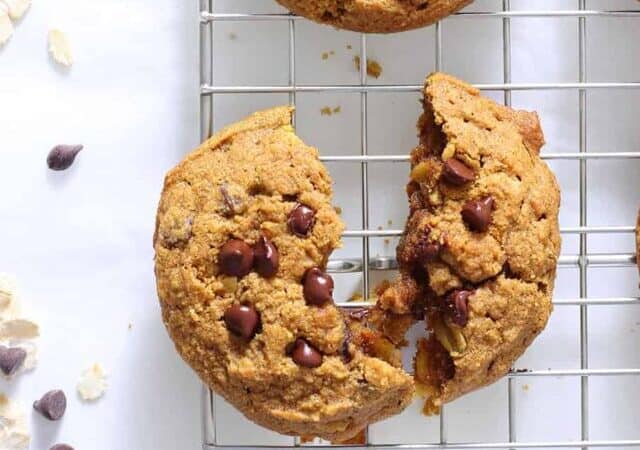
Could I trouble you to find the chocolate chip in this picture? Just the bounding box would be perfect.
[444,290,473,326]
[303,268,334,306]
[0,345,26,376]
[219,239,254,277]
[224,304,260,341]
[253,236,279,278]
[47,145,83,171]
[289,338,323,368]
[461,196,495,232]
[341,336,353,363]
[441,158,475,186]
[33,390,67,421]
[415,238,441,263]
[287,204,315,237]
[50,445,74,450]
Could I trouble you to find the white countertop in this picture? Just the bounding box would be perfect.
[2,1,640,449]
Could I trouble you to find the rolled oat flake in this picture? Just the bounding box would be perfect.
[47,144,83,171]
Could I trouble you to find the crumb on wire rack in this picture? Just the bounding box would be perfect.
[353,55,382,79]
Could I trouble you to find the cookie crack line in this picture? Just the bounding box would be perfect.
[377,72,560,414]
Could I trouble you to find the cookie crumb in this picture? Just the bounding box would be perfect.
[387,219,393,225]
[77,363,107,401]
[346,44,352,50]
[349,292,363,303]
[384,238,391,245]
[332,106,341,114]
[321,52,329,60]
[353,56,382,79]
[228,32,237,40]
[334,206,342,215]
[522,384,529,392]
[128,323,132,331]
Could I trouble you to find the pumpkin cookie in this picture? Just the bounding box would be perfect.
[275,0,472,33]
[377,73,560,413]
[154,106,413,441]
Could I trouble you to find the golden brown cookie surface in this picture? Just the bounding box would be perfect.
[377,73,561,413]
[275,0,472,33]
[154,106,413,441]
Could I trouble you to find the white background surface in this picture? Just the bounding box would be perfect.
[1,1,640,449]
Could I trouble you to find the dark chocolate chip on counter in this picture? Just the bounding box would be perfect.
[0,345,27,376]
[441,158,475,186]
[444,290,473,327]
[287,204,315,237]
[33,390,67,421]
[253,236,279,278]
[50,445,74,450]
[47,145,83,171]
[224,304,260,341]
[303,268,334,306]
[289,338,323,368]
[461,196,495,232]
[218,239,254,277]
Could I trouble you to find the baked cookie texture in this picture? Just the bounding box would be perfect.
[377,73,561,413]
[154,106,413,441]
[275,0,472,33]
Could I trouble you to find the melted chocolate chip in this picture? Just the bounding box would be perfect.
[289,338,323,368]
[341,338,353,363]
[415,234,441,263]
[219,239,254,277]
[348,308,369,321]
[461,196,495,232]
[33,390,67,421]
[0,345,26,376]
[224,304,260,341]
[287,204,315,237]
[253,236,279,278]
[303,268,334,306]
[444,290,473,327]
[441,158,475,186]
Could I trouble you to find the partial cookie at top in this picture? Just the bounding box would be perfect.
[154,106,413,441]
[377,73,561,413]
[275,0,472,33]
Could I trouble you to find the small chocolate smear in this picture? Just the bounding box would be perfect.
[218,239,254,277]
[0,345,27,376]
[444,290,473,326]
[289,338,323,368]
[287,204,315,237]
[224,304,260,341]
[303,268,334,306]
[461,196,495,232]
[340,338,353,363]
[253,236,279,278]
[33,390,67,421]
[50,445,74,450]
[415,234,441,263]
[441,158,475,186]
[47,145,83,171]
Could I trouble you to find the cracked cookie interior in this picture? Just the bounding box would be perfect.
[377,73,561,413]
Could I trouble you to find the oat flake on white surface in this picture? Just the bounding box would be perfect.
[77,363,107,401]
[2,0,30,20]
[0,394,30,450]
[48,28,73,67]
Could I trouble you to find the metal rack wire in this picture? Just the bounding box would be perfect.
[199,2,640,448]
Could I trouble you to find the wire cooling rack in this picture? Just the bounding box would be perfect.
[198,1,640,449]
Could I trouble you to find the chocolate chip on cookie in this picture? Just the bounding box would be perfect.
[461,196,495,232]
[287,204,315,237]
[303,268,334,306]
[253,236,279,278]
[289,338,323,368]
[441,158,475,186]
[443,290,473,327]
[219,240,254,277]
[224,304,260,341]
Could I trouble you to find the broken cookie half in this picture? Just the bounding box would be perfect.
[377,72,561,413]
